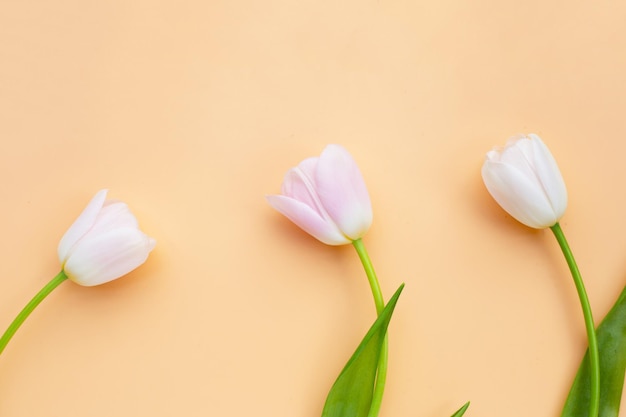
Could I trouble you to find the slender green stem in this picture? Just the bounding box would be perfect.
[352,238,387,417]
[0,270,68,356]
[551,223,600,417]
[352,239,384,315]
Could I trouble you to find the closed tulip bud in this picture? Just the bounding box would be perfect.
[481,133,568,229]
[57,189,156,286]
[267,144,373,245]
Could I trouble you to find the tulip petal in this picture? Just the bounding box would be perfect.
[482,160,559,228]
[293,156,318,183]
[498,135,568,220]
[497,136,538,180]
[280,158,327,219]
[266,195,351,245]
[315,145,373,240]
[88,201,139,235]
[63,228,156,286]
[58,189,108,264]
[497,135,567,220]
[528,134,568,218]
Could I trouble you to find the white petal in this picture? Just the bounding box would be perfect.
[482,160,558,228]
[64,228,156,286]
[528,134,568,218]
[88,202,139,236]
[57,189,108,263]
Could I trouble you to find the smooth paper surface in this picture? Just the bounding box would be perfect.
[1,1,626,416]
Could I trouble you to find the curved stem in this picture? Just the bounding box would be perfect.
[551,223,599,417]
[352,238,387,417]
[0,270,68,356]
[352,239,384,315]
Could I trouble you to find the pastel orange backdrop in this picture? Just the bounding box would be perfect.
[1,1,626,416]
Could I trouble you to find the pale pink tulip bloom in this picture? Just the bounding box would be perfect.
[482,134,568,229]
[58,190,156,286]
[267,144,373,245]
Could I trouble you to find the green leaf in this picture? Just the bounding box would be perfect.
[561,285,626,417]
[321,283,405,417]
[450,401,470,417]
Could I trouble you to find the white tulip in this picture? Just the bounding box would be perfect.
[58,190,156,286]
[482,134,568,229]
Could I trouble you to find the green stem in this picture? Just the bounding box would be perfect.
[0,270,68,356]
[551,223,600,417]
[352,238,387,417]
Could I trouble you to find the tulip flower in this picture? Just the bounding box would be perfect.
[482,134,599,417]
[0,190,155,357]
[481,133,568,229]
[269,144,396,417]
[58,189,156,286]
[266,144,372,245]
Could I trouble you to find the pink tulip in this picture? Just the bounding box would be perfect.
[267,144,373,245]
[57,190,156,286]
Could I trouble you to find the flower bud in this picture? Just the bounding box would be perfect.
[481,134,568,229]
[267,144,373,245]
[58,190,156,286]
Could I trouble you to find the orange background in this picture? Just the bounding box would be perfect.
[1,1,626,416]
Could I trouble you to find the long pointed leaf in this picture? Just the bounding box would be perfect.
[561,285,626,417]
[321,284,405,417]
[450,401,470,417]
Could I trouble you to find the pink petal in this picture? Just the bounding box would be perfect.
[266,195,350,245]
[280,158,325,218]
[315,145,372,240]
